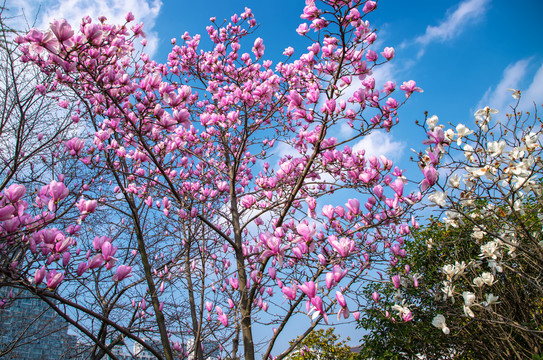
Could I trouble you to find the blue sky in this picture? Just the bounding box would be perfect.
[10,0,542,166]
[7,0,543,352]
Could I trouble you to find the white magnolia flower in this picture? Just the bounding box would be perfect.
[463,144,474,161]
[487,140,506,157]
[471,230,486,240]
[466,165,495,180]
[525,132,540,150]
[463,291,476,306]
[474,107,497,132]
[462,199,476,208]
[448,174,461,188]
[473,276,484,287]
[480,241,499,259]
[483,293,499,307]
[508,146,526,160]
[426,115,439,130]
[442,264,456,280]
[507,88,521,99]
[513,199,523,213]
[428,191,447,207]
[463,291,476,317]
[456,124,473,145]
[454,261,467,276]
[444,210,462,228]
[481,272,495,286]
[392,303,410,318]
[445,128,455,142]
[393,289,402,303]
[442,280,455,301]
[488,259,503,273]
[474,106,498,118]
[476,116,489,132]
[432,314,450,334]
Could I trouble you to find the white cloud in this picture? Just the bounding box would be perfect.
[476,59,529,111]
[522,63,543,109]
[5,0,163,57]
[353,130,405,161]
[372,61,396,89]
[476,58,543,114]
[413,0,489,56]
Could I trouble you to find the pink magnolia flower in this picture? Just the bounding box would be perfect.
[322,204,335,220]
[268,267,277,280]
[337,306,350,320]
[0,205,15,221]
[46,270,64,289]
[125,12,135,22]
[55,236,72,253]
[62,252,71,267]
[88,254,104,269]
[345,198,360,215]
[260,233,285,263]
[402,310,413,322]
[283,46,294,56]
[353,311,361,321]
[365,49,378,62]
[299,281,317,299]
[381,47,395,60]
[296,23,309,36]
[325,271,335,289]
[296,223,316,241]
[321,99,336,114]
[336,291,347,308]
[48,180,69,202]
[420,166,439,191]
[287,90,303,110]
[310,296,324,314]
[252,37,265,58]
[241,195,256,208]
[93,236,109,251]
[386,97,398,108]
[4,184,26,202]
[83,23,103,44]
[218,313,228,326]
[282,285,297,300]
[114,265,132,281]
[65,137,85,156]
[335,265,349,283]
[35,266,46,285]
[328,236,355,257]
[383,81,396,94]
[77,262,88,276]
[390,179,404,197]
[229,276,239,290]
[400,80,423,98]
[362,1,377,13]
[392,275,401,289]
[205,301,213,312]
[50,19,74,45]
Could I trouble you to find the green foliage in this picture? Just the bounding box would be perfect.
[356,219,474,360]
[288,328,356,360]
[357,195,543,359]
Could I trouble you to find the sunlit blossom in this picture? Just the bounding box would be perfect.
[432,314,450,334]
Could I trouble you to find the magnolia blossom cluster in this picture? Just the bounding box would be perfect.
[14,1,442,358]
[426,91,542,335]
[0,178,132,305]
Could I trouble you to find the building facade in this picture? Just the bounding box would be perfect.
[0,288,83,359]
